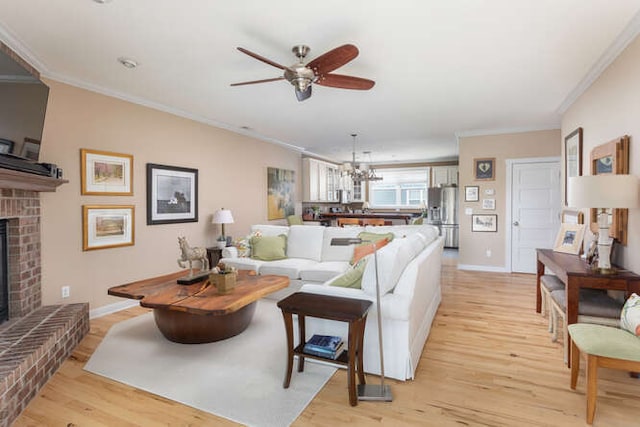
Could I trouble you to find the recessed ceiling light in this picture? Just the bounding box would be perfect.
[93,0,113,4]
[240,126,252,131]
[117,57,138,69]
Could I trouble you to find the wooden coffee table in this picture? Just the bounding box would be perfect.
[108,270,289,344]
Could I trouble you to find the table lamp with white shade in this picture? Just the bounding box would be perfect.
[567,174,639,272]
[212,208,234,248]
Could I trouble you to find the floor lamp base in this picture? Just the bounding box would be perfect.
[357,384,393,401]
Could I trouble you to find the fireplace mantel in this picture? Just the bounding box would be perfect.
[0,168,68,192]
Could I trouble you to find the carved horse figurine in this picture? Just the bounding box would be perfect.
[177,236,209,276]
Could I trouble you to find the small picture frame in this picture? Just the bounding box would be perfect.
[474,158,495,181]
[553,223,586,255]
[83,205,135,251]
[472,214,497,232]
[81,149,133,195]
[147,163,198,225]
[465,186,479,202]
[0,138,14,154]
[20,138,41,161]
[482,199,495,210]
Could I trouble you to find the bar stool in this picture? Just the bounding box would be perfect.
[337,218,360,227]
[360,218,385,226]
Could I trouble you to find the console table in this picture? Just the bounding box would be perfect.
[536,249,640,364]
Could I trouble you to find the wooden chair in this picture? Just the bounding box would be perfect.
[568,323,640,424]
[540,274,564,330]
[337,218,360,227]
[360,218,385,226]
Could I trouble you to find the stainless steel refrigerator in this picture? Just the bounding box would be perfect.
[427,185,459,248]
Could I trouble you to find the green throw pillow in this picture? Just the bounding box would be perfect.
[250,234,287,261]
[331,258,368,289]
[349,231,395,265]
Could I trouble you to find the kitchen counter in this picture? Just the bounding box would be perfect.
[319,212,415,225]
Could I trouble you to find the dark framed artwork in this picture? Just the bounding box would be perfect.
[471,214,497,232]
[267,167,295,220]
[564,128,582,205]
[0,138,14,154]
[474,158,495,181]
[146,163,198,225]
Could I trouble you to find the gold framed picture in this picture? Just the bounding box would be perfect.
[83,205,135,251]
[553,223,586,255]
[81,149,133,195]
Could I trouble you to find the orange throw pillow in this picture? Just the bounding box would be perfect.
[351,238,389,265]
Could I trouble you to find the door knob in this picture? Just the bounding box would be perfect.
[513,221,520,226]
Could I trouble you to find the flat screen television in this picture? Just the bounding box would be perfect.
[0,43,51,175]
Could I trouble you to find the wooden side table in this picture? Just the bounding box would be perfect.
[277,292,372,406]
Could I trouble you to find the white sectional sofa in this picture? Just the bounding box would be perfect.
[220,223,444,380]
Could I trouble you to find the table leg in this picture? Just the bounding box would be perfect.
[297,314,306,373]
[536,257,544,313]
[566,280,580,367]
[347,320,357,406]
[281,311,294,388]
[356,316,366,386]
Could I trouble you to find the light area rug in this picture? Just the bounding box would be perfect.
[84,299,336,427]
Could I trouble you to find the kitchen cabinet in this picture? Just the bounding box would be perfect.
[432,165,458,187]
[303,158,340,202]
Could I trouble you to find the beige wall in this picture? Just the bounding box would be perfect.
[39,80,301,311]
[458,130,560,268]
[562,35,640,272]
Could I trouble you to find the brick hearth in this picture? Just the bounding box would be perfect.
[0,187,88,426]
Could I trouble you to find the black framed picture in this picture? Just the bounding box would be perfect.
[464,186,479,202]
[474,158,495,181]
[146,163,198,225]
[471,214,497,232]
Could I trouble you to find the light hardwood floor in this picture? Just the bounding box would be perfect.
[14,256,640,426]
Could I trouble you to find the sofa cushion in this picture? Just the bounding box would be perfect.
[321,226,364,262]
[300,261,351,283]
[251,234,287,261]
[258,258,319,279]
[361,237,415,297]
[329,258,368,289]
[286,225,325,261]
[251,224,289,237]
[621,293,640,335]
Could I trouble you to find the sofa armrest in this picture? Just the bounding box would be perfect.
[221,246,238,258]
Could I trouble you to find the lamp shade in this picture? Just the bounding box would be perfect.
[212,208,234,224]
[567,175,639,208]
[362,201,370,210]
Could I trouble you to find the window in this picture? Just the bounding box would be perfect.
[369,167,430,208]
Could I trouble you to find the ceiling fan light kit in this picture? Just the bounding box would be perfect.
[231,44,375,101]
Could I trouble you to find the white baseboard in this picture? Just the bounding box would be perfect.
[90,299,139,319]
[457,264,509,273]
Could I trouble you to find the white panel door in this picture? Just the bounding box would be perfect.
[511,161,561,273]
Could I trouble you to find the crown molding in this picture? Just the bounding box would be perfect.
[454,124,560,139]
[557,10,640,114]
[0,24,50,75]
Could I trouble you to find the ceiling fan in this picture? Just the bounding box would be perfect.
[230,44,375,101]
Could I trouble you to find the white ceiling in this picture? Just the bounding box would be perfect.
[1,0,640,164]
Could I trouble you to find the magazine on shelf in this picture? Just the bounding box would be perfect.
[303,334,344,359]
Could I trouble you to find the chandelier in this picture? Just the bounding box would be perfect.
[341,134,383,182]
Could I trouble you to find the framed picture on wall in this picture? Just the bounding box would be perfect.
[472,214,497,232]
[146,163,198,225]
[267,167,295,220]
[464,186,479,202]
[83,205,135,251]
[81,149,133,195]
[563,127,582,205]
[482,199,495,210]
[474,158,495,181]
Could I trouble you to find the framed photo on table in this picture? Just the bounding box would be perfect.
[81,149,133,195]
[564,128,582,205]
[465,186,479,202]
[471,214,497,232]
[146,163,198,225]
[0,138,14,154]
[20,138,41,161]
[83,205,135,251]
[553,223,586,255]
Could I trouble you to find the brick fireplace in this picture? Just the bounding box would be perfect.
[0,176,89,427]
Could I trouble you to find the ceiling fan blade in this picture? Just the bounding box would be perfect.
[295,85,312,102]
[236,47,287,70]
[230,77,285,86]
[307,44,359,75]
[315,74,375,90]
